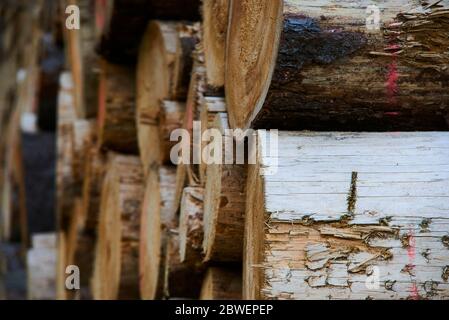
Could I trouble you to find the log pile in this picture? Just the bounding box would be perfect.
[40,0,449,300]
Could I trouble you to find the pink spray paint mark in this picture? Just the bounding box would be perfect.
[407,230,419,299]
[386,58,398,105]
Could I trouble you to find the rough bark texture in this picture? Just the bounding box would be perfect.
[203,113,247,262]
[227,0,449,130]
[200,267,242,300]
[92,154,144,300]
[139,165,177,300]
[98,61,138,154]
[245,131,449,300]
[179,187,205,264]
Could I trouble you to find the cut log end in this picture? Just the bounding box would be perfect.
[203,0,229,87]
[139,165,177,299]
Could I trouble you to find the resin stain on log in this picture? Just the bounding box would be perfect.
[274,15,367,84]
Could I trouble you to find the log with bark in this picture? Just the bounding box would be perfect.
[81,147,107,232]
[71,119,96,184]
[172,52,222,215]
[163,232,204,299]
[139,165,177,299]
[203,113,246,262]
[200,267,242,300]
[64,0,99,118]
[56,72,78,230]
[95,0,201,63]
[226,0,449,130]
[92,154,144,300]
[199,96,226,184]
[245,131,449,300]
[202,0,229,87]
[97,61,138,154]
[179,187,204,264]
[137,22,198,173]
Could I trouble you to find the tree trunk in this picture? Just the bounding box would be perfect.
[202,0,229,87]
[245,131,449,300]
[97,61,138,154]
[139,165,177,299]
[92,153,144,300]
[226,0,449,130]
[203,113,246,262]
[179,187,205,264]
[200,267,242,300]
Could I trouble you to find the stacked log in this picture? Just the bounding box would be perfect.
[97,61,138,154]
[64,0,99,118]
[202,113,246,262]
[95,0,201,63]
[139,165,177,299]
[136,21,197,173]
[92,154,144,300]
[245,132,449,300]
[46,0,449,302]
[225,0,449,130]
[202,0,229,87]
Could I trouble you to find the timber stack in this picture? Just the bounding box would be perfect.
[12,0,449,300]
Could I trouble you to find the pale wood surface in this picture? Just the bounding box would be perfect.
[245,131,449,300]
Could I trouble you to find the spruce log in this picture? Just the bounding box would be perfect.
[171,24,200,100]
[95,0,201,62]
[142,100,185,171]
[65,0,99,118]
[200,267,242,300]
[226,0,449,130]
[97,61,138,154]
[163,232,204,299]
[202,0,229,87]
[70,119,96,184]
[199,96,226,184]
[137,22,197,172]
[203,113,246,262]
[81,147,107,232]
[245,131,449,300]
[139,165,177,299]
[56,72,77,230]
[92,154,144,300]
[179,187,205,263]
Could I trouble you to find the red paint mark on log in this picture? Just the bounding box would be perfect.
[386,59,398,106]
